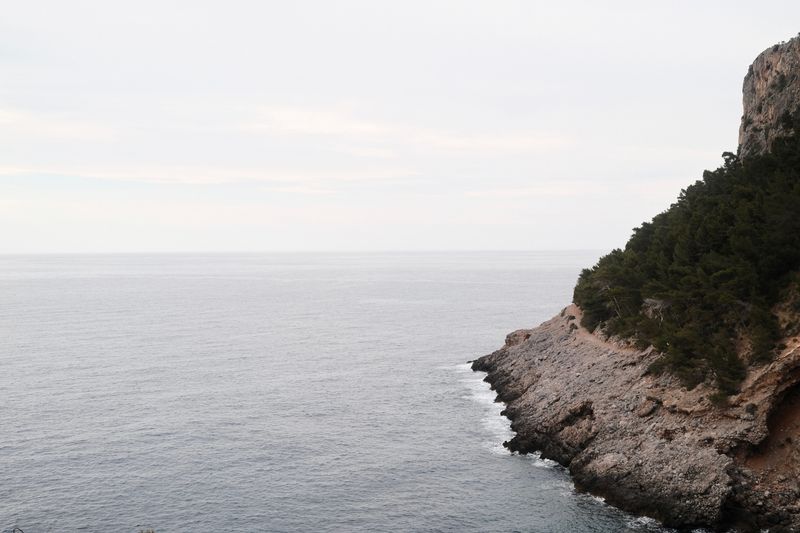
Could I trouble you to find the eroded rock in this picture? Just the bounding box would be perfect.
[472,305,800,530]
[739,35,800,158]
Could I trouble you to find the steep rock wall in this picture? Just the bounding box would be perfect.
[739,36,800,158]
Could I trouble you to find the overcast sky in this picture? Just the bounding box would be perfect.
[2,1,799,253]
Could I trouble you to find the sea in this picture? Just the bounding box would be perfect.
[0,252,682,532]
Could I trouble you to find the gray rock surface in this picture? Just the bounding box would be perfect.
[472,305,800,531]
[472,35,800,531]
[739,35,800,158]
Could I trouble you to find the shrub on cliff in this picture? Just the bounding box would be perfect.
[573,112,800,394]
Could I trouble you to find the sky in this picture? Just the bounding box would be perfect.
[2,1,800,253]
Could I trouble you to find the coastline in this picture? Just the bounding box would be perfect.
[471,305,800,531]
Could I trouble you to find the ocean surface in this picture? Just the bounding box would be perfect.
[1,252,678,533]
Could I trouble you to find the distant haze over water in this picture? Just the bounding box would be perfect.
[1,252,679,532]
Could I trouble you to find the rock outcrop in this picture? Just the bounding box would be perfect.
[473,306,800,531]
[739,35,800,158]
[474,36,800,531]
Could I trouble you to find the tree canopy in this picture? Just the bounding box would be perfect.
[573,112,800,394]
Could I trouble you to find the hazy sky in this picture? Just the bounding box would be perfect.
[3,1,800,253]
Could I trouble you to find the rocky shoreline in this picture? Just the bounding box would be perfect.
[472,305,800,531]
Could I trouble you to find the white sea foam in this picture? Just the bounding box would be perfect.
[456,364,513,453]
[455,364,682,529]
[3,252,658,532]
[456,363,555,466]
[627,516,661,528]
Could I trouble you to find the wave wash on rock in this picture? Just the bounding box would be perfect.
[473,34,800,532]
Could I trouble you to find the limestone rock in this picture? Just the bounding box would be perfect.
[471,34,800,531]
[739,35,800,158]
[472,304,800,530]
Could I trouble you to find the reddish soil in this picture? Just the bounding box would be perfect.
[746,385,800,476]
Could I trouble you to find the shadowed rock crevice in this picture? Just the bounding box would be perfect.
[742,379,800,482]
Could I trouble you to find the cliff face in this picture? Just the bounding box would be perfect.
[474,37,800,531]
[739,36,800,158]
[473,306,800,530]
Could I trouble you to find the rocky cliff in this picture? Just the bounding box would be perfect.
[474,36,800,532]
[473,306,800,530]
[739,35,800,158]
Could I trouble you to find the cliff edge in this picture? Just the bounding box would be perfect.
[740,35,800,158]
[474,36,800,531]
[473,306,800,530]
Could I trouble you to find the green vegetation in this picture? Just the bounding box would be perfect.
[573,112,800,394]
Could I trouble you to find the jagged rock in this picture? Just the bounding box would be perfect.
[472,305,800,530]
[473,34,800,531]
[739,35,800,158]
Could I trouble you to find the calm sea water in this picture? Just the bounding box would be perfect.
[1,252,675,533]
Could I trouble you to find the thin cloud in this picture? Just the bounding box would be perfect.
[241,105,571,156]
[410,130,572,154]
[331,144,398,159]
[261,185,337,195]
[244,106,388,136]
[0,107,115,141]
[0,164,418,186]
[465,182,601,198]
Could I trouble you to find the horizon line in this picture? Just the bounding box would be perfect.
[0,248,611,256]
